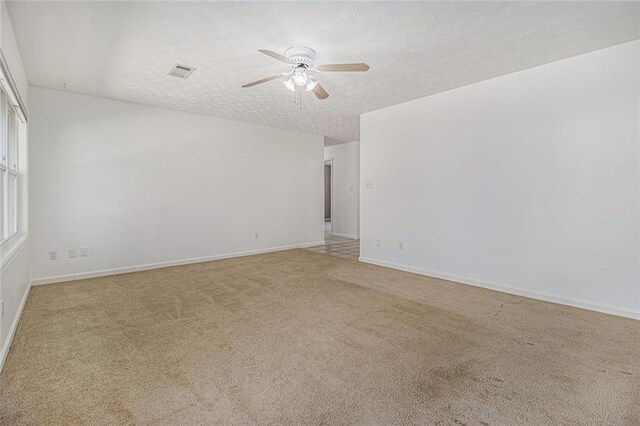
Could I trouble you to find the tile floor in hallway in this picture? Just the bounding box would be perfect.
[305,233,360,260]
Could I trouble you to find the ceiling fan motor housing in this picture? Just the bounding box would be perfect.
[285,46,316,67]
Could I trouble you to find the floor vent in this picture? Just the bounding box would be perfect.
[167,63,196,79]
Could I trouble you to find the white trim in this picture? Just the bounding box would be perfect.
[324,157,333,227]
[32,241,326,286]
[0,48,27,123]
[0,278,30,373]
[331,233,359,240]
[358,257,640,320]
[0,234,27,271]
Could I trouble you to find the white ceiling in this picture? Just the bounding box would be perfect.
[7,1,640,142]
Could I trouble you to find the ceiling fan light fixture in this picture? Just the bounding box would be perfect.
[306,78,318,91]
[284,77,295,91]
[292,69,309,86]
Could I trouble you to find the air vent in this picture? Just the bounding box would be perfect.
[167,63,195,79]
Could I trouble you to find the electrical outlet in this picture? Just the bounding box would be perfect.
[375,239,381,248]
[49,250,57,261]
[255,232,259,239]
[80,247,88,257]
[68,248,77,258]
[398,242,404,251]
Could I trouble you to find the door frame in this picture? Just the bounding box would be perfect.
[324,158,333,234]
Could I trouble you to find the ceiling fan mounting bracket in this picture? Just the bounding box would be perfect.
[285,46,316,67]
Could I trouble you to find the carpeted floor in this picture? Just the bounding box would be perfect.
[1,249,638,425]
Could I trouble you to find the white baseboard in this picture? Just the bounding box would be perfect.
[359,257,640,320]
[0,280,31,373]
[32,241,325,286]
[331,233,359,240]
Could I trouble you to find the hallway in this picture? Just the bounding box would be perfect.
[304,234,360,260]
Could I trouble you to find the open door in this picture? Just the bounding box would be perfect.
[324,159,332,234]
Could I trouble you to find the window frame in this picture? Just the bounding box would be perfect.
[0,91,19,245]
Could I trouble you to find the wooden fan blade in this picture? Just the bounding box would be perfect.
[316,63,369,72]
[258,49,293,64]
[241,74,284,88]
[312,83,329,100]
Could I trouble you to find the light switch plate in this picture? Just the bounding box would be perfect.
[68,248,77,258]
[80,247,89,257]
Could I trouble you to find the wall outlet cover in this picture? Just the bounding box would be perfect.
[49,250,57,261]
[68,248,77,258]
[80,247,89,257]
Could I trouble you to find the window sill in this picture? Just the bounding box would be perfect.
[0,233,28,271]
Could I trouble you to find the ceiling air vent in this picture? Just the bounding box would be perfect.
[167,63,196,79]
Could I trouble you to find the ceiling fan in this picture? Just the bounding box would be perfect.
[241,47,369,100]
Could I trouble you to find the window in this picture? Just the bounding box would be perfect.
[0,91,19,242]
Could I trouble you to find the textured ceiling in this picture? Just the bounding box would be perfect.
[7,1,640,142]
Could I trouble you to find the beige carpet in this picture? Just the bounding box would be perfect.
[1,249,638,425]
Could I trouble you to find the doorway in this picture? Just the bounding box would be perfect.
[324,159,332,234]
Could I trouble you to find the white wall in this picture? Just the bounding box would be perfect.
[0,2,27,107]
[360,40,640,319]
[324,140,360,238]
[29,88,324,282]
[0,0,31,369]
